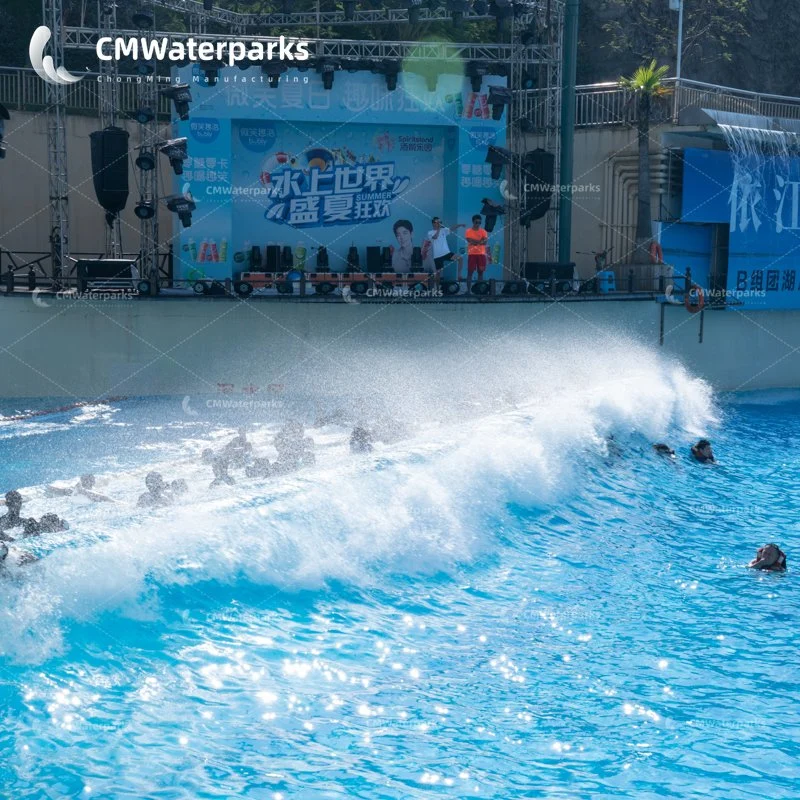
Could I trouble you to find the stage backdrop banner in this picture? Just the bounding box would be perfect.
[171,65,507,283]
[681,147,800,309]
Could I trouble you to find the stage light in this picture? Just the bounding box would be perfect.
[491,0,513,33]
[134,106,155,124]
[165,192,196,228]
[201,62,224,86]
[518,118,535,133]
[262,62,287,88]
[158,137,188,175]
[473,0,489,13]
[0,103,8,161]
[488,86,511,120]
[381,60,401,91]
[447,0,470,26]
[480,197,505,232]
[466,61,488,92]
[135,63,154,76]
[407,0,424,24]
[520,24,538,46]
[342,0,357,21]
[134,200,155,220]
[132,9,154,27]
[160,83,192,120]
[485,145,511,179]
[316,59,339,90]
[135,148,156,171]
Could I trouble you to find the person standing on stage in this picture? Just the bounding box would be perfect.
[427,217,464,279]
[464,214,490,293]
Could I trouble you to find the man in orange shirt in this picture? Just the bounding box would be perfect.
[464,214,490,292]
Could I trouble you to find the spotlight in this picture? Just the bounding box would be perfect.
[342,0,357,21]
[466,61,488,92]
[201,61,224,86]
[491,0,513,33]
[0,103,8,161]
[485,145,511,179]
[473,0,488,13]
[447,0,470,26]
[137,279,152,295]
[262,61,287,88]
[160,83,192,120]
[407,0,424,24]
[134,106,155,124]
[165,192,196,228]
[316,59,340,90]
[132,9,154,27]
[488,86,511,120]
[381,60,401,92]
[480,197,505,232]
[134,200,155,220]
[518,118,535,133]
[158,137,188,175]
[135,62,154,76]
[135,148,156,170]
[520,24,538,46]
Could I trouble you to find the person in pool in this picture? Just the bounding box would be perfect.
[206,449,236,488]
[274,420,316,471]
[137,472,174,508]
[22,513,70,537]
[691,439,715,463]
[350,426,374,454]
[46,474,113,502]
[653,443,676,458]
[748,543,787,571]
[0,541,38,569]
[0,490,24,536]
[222,428,253,469]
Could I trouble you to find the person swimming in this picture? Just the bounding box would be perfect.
[653,443,676,458]
[245,457,272,479]
[137,472,173,508]
[748,543,787,571]
[0,540,38,569]
[691,439,715,463]
[350,426,374,454]
[21,513,70,538]
[0,490,24,535]
[46,474,113,502]
[274,421,316,471]
[222,428,253,469]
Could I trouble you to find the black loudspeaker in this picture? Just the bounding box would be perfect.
[366,246,382,272]
[266,245,281,271]
[522,262,576,281]
[521,149,555,223]
[76,258,136,292]
[281,245,294,268]
[89,126,130,215]
[347,245,360,269]
[381,247,393,269]
[250,245,262,268]
[411,246,423,269]
[317,246,329,269]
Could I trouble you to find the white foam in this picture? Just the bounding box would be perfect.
[0,332,717,662]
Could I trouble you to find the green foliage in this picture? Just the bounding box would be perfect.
[602,0,749,68]
[618,59,670,96]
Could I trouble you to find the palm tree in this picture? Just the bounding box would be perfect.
[619,61,671,264]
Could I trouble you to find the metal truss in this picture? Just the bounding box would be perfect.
[65,26,558,64]
[43,0,71,283]
[135,0,559,30]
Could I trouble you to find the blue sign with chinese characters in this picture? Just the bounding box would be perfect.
[171,65,506,281]
[678,147,800,309]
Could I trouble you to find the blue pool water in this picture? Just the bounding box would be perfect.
[0,337,798,799]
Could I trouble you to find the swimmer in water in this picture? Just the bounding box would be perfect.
[222,427,253,469]
[245,457,272,479]
[204,449,235,488]
[137,472,172,508]
[653,443,676,458]
[0,490,24,536]
[748,543,787,571]
[46,474,113,502]
[691,439,715,464]
[350,426,374,454]
[274,421,316,471]
[0,541,38,569]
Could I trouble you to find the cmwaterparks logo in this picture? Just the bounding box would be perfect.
[29,25,311,85]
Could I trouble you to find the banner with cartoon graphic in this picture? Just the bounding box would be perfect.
[173,65,506,282]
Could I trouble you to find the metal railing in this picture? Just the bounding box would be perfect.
[523,78,800,129]
[0,66,172,116]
